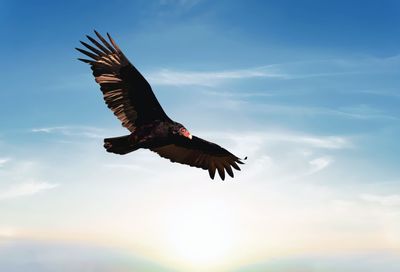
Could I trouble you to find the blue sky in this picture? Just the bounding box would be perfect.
[1,0,400,271]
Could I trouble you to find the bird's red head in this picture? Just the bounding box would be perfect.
[179,127,192,139]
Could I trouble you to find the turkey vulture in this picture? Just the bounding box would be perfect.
[76,31,245,180]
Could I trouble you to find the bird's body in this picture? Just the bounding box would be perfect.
[77,31,245,180]
[104,121,185,152]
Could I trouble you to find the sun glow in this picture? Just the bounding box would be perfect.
[161,198,239,271]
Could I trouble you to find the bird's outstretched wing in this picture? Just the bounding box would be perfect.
[76,31,171,132]
[150,136,244,180]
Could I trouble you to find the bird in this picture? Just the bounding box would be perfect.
[76,31,245,180]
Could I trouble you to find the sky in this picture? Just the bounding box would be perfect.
[0,0,400,271]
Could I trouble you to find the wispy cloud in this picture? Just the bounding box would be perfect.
[204,130,351,150]
[31,127,66,133]
[0,158,10,167]
[277,134,349,149]
[104,163,151,172]
[335,105,399,120]
[360,193,400,206]
[308,156,333,174]
[148,56,400,87]
[270,56,400,79]
[0,181,58,200]
[242,131,350,149]
[355,89,400,98]
[31,126,106,139]
[147,66,284,86]
[202,90,284,98]
[238,103,399,121]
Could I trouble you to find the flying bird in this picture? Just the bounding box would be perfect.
[76,31,245,180]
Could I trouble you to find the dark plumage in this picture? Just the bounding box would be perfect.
[76,31,245,180]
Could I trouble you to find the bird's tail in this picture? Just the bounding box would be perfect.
[103,135,137,155]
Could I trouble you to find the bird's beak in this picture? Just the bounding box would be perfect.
[182,129,192,140]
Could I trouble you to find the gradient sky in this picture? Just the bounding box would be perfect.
[1,0,400,271]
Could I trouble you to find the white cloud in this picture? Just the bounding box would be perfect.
[270,56,400,79]
[356,89,400,98]
[217,131,351,150]
[278,134,349,149]
[242,103,398,121]
[104,163,154,173]
[2,126,398,271]
[202,89,290,99]
[0,181,58,200]
[360,194,400,206]
[31,126,106,139]
[308,156,333,174]
[147,66,284,86]
[31,127,66,133]
[335,105,399,120]
[146,55,400,88]
[0,158,10,167]
[191,130,345,184]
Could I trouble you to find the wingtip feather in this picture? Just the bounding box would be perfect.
[226,165,234,178]
[94,30,116,53]
[76,47,98,60]
[107,32,121,52]
[217,165,225,181]
[231,161,241,171]
[77,58,93,63]
[209,172,215,180]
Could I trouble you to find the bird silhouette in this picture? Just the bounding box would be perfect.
[76,31,245,180]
